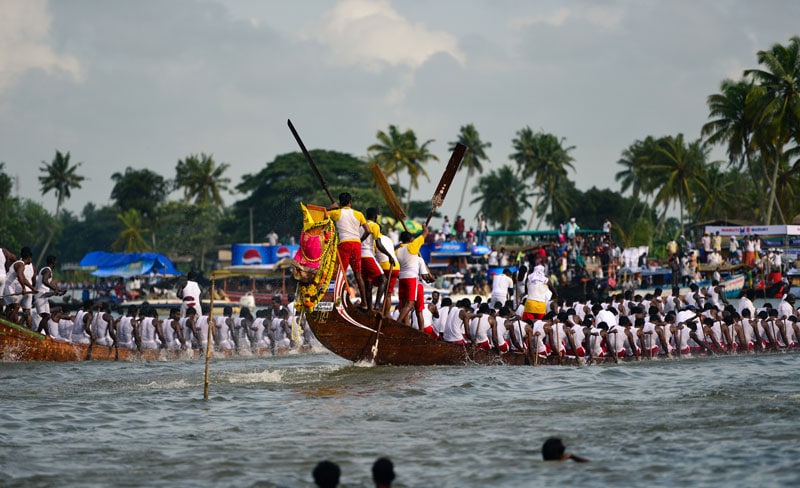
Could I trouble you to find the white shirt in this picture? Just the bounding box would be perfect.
[491,273,514,300]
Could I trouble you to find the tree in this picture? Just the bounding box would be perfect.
[37,150,85,265]
[174,153,232,209]
[615,136,660,216]
[0,162,12,200]
[368,125,438,207]
[54,204,121,262]
[509,127,575,229]
[744,36,800,224]
[649,134,710,233]
[112,208,151,253]
[471,165,531,231]
[225,150,385,242]
[448,124,491,217]
[156,201,220,270]
[110,167,169,221]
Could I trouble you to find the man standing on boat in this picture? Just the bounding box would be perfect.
[522,262,551,323]
[34,255,66,335]
[396,225,429,325]
[328,192,371,311]
[178,271,201,319]
[361,207,395,312]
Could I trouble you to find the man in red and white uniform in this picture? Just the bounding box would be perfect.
[328,192,371,310]
[375,232,399,311]
[360,207,394,312]
[179,271,202,319]
[395,225,429,325]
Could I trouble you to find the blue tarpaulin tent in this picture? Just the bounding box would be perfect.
[79,252,182,278]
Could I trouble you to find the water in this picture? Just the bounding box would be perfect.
[1,352,799,487]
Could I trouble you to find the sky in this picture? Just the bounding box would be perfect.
[1,0,798,233]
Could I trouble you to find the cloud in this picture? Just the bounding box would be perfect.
[0,0,82,93]
[509,7,571,30]
[307,0,465,72]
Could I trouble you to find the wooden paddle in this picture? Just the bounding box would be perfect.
[370,315,384,363]
[287,119,335,204]
[424,143,468,227]
[370,163,408,232]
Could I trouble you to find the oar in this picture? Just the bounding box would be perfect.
[288,119,335,204]
[370,163,408,233]
[533,333,539,366]
[424,143,467,227]
[85,334,94,361]
[370,315,384,363]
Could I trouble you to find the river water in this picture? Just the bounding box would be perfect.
[1,350,799,487]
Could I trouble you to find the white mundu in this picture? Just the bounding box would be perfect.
[71,310,90,344]
[139,317,158,349]
[34,266,53,314]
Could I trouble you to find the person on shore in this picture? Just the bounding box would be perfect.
[541,437,589,462]
[395,225,429,325]
[328,192,371,311]
[312,460,340,488]
[3,247,36,324]
[372,457,395,488]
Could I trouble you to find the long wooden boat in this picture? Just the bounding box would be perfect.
[305,267,800,366]
[306,268,566,366]
[0,317,308,362]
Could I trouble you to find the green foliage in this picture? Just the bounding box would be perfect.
[0,197,56,254]
[174,153,232,209]
[0,162,12,200]
[110,167,169,221]
[156,201,220,268]
[449,124,491,216]
[471,165,530,231]
[368,125,438,206]
[39,150,85,215]
[52,204,121,262]
[224,150,385,242]
[112,208,151,252]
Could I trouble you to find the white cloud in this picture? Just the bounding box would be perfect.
[0,0,82,93]
[307,0,465,72]
[509,7,571,30]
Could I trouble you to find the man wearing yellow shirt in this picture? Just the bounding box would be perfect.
[328,192,370,310]
[396,225,429,325]
[361,207,395,311]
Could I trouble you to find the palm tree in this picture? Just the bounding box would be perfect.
[509,127,575,229]
[112,208,151,252]
[174,153,232,210]
[448,124,491,217]
[615,136,660,209]
[37,150,85,265]
[744,36,800,224]
[650,135,709,233]
[368,125,438,208]
[471,165,531,231]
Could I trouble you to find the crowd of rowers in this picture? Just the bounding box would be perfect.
[385,277,800,360]
[1,247,317,354]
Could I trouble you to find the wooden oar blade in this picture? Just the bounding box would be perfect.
[425,143,468,226]
[369,163,408,232]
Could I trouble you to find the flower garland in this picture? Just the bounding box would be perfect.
[296,218,338,313]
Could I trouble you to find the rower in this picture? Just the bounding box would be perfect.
[395,225,429,325]
[70,301,93,344]
[34,255,65,335]
[250,309,271,350]
[269,308,292,353]
[2,247,35,324]
[117,306,138,350]
[360,207,394,312]
[471,304,494,351]
[213,306,235,351]
[160,307,181,350]
[327,192,372,311]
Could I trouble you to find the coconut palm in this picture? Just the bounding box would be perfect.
[743,36,800,224]
[112,208,151,252]
[471,165,531,231]
[448,124,491,217]
[37,150,85,265]
[368,125,438,208]
[174,153,232,210]
[615,136,660,207]
[650,135,709,233]
[510,127,575,229]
